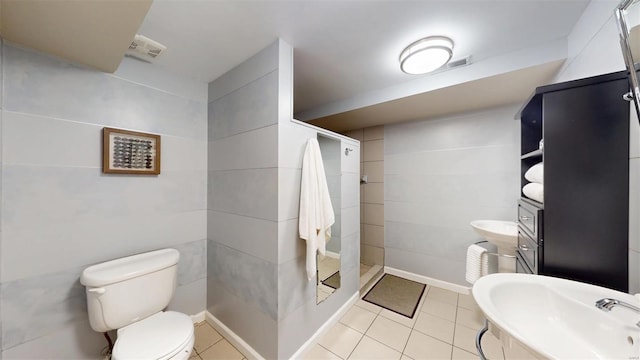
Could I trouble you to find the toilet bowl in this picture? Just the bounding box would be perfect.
[80,249,194,359]
[112,311,194,360]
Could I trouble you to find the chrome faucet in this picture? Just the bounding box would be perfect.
[595,298,640,328]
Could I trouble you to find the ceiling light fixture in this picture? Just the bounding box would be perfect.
[399,36,454,75]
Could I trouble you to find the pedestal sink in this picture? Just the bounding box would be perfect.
[470,220,517,272]
[473,273,640,359]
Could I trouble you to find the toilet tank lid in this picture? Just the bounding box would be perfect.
[81,248,180,287]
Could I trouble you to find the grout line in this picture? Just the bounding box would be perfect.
[319,343,344,360]
[356,333,402,358]
[344,331,366,360]
[450,297,460,360]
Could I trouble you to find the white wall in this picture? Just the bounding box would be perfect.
[554,0,639,293]
[384,106,520,286]
[0,43,208,358]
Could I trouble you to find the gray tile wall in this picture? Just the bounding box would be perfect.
[384,106,520,286]
[277,120,361,358]
[207,39,361,358]
[1,44,208,357]
[207,41,280,359]
[274,40,361,358]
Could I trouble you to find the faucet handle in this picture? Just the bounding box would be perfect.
[595,298,617,311]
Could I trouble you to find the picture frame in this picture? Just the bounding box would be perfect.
[103,127,161,175]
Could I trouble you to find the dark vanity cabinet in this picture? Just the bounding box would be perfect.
[518,71,630,292]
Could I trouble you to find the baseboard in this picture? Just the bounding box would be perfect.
[384,266,472,295]
[204,292,358,360]
[288,291,359,360]
[190,311,206,323]
[205,311,265,360]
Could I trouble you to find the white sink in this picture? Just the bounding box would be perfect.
[470,220,517,251]
[473,273,640,359]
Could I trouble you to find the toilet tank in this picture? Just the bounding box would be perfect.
[80,248,180,332]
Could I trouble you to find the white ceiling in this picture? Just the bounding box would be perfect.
[138,0,591,119]
[0,0,594,131]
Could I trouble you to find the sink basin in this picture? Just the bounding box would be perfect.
[470,220,517,250]
[473,273,640,359]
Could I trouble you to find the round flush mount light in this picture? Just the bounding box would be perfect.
[399,36,454,75]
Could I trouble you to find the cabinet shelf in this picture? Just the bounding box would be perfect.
[521,149,543,160]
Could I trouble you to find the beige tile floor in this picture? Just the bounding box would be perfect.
[189,280,537,360]
[190,321,247,360]
[304,284,538,360]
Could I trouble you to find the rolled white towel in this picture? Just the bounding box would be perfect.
[466,244,488,284]
[523,182,544,203]
[525,163,543,184]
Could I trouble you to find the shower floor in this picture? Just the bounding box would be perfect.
[359,263,383,291]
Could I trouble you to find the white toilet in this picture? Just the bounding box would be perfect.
[80,248,195,360]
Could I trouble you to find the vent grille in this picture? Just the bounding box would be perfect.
[447,56,470,68]
[126,34,166,63]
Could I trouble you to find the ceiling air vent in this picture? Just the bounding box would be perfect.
[446,56,471,69]
[126,34,166,63]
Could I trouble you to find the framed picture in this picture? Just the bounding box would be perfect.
[103,127,161,175]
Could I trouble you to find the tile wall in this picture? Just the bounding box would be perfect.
[277,119,361,358]
[207,42,280,359]
[384,107,520,286]
[343,126,384,266]
[0,43,208,358]
[207,39,361,359]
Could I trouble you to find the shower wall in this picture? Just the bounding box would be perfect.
[207,41,281,358]
[207,39,360,359]
[343,126,385,267]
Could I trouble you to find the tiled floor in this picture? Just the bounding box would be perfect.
[189,280,537,360]
[190,321,247,360]
[304,283,538,360]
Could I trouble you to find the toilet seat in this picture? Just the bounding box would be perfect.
[112,311,194,360]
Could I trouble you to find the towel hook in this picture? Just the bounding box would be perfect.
[344,147,353,156]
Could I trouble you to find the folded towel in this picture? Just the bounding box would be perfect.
[523,182,544,203]
[525,163,544,184]
[466,244,488,284]
[299,138,335,281]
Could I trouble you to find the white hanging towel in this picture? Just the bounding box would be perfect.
[299,138,335,281]
[465,244,488,284]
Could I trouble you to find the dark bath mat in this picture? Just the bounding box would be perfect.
[362,273,426,318]
[321,271,341,289]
